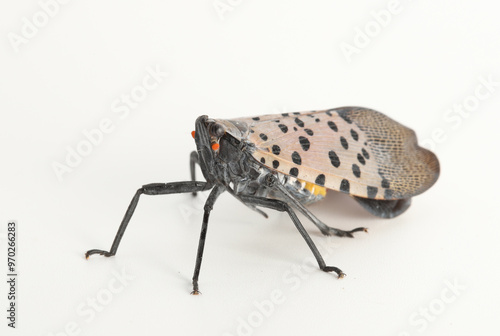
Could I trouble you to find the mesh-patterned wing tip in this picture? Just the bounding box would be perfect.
[349,107,440,199]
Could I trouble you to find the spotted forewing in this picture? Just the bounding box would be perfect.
[228,107,439,200]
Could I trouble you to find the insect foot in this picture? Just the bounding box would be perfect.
[85,249,115,259]
[320,226,368,238]
[322,266,347,278]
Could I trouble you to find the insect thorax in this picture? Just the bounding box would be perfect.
[214,135,325,205]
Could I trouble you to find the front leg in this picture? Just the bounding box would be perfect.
[85,181,212,259]
[190,186,225,295]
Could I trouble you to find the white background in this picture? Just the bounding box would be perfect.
[1,1,499,335]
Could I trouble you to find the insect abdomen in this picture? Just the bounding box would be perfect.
[282,178,326,204]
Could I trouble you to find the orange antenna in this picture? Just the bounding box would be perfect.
[191,131,196,139]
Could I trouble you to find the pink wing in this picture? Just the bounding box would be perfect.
[231,107,439,200]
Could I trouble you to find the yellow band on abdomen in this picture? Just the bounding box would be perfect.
[303,181,327,197]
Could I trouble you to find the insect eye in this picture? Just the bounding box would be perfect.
[209,123,225,138]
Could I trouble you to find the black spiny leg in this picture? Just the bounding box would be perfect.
[85,181,212,259]
[191,186,224,295]
[238,195,346,278]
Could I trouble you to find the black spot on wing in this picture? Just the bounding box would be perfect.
[315,174,325,186]
[292,151,302,165]
[340,137,349,150]
[304,128,314,136]
[340,179,350,193]
[362,148,370,159]
[352,164,361,178]
[382,179,390,189]
[273,160,280,169]
[327,121,338,132]
[252,117,260,121]
[278,124,288,133]
[259,133,268,141]
[350,129,359,141]
[295,118,304,127]
[367,186,378,199]
[299,136,310,151]
[357,153,366,165]
[272,145,281,155]
[289,167,299,177]
[260,157,266,164]
[328,150,340,168]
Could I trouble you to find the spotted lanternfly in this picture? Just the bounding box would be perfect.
[86,107,439,294]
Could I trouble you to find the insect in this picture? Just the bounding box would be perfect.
[86,107,439,294]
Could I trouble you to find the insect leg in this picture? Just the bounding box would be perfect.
[273,182,367,238]
[191,186,225,295]
[238,195,345,278]
[85,181,212,259]
[190,151,200,196]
